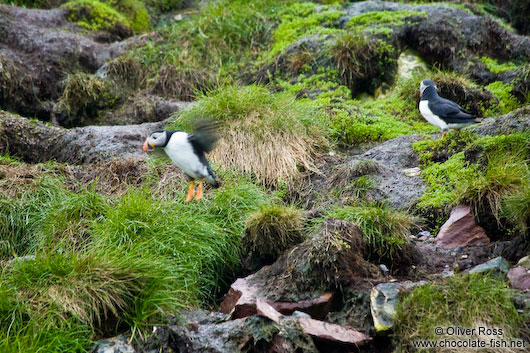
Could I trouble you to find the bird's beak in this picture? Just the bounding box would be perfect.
[142,140,154,152]
[419,90,422,98]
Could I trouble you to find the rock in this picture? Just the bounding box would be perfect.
[435,205,490,249]
[370,281,426,332]
[219,275,260,319]
[403,167,421,177]
[468,257,510,277]
[508,267,530,290]
[0,112,166,163]
[256,298,282,324]
[219,274,336,320]
[472,106,530,137]
[517,255,530,269]
[379,264,390,277]
[297,317,371,347]
[92,336,135,353]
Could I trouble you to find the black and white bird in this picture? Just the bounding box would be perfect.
[419,79,479,138]
[143,121,219,202]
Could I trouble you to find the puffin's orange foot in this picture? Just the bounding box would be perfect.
[195,179,204,201]
[185,181,195,202]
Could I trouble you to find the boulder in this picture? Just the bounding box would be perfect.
[468,257,510,277]
[370,281,426,332]
[507,267,530,290]
[435,205,490,249]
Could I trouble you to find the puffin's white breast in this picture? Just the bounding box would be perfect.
[164,132,207,179]
[419,100,448,130]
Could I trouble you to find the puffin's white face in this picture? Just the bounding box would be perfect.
[419,80,436,97]
[142,130,168,152]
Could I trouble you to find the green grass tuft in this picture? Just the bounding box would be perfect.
[484,81,520,117]
[326,204,417,261]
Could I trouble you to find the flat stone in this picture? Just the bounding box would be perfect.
[435,205,490,249]
[508,266,530,290]
[468,257,509,277]
[220,274,335,320]
[256,298,282,324]
[219,275,259,319]
[297,317,370,346]
[403,167,421,177]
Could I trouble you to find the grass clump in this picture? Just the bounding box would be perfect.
[54,72,119,127]
[169,84,327,187]
[326,204,417,261]
[242,204,304,271]
[62,0,133,38]
[331,31,397,96]
[394,273,525,352]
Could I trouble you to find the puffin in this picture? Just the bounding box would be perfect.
[419,79,479,138]
[142,121,220,202]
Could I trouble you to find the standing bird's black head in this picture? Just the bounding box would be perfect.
[419,79,436,98]
[142,129,172,152]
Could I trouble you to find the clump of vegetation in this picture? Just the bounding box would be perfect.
[152,65,217,101]
[326,203,417,262]
[331,31,397,96]
[107,0,149,32]
[479,56,519,74]
[394,273,525,351]
[242,204,304,271]
[285,218,380,292]
[169,84,327,187]
[62,0,133,39]
[413,129,477,165]
[103,56,144,90]
[54,72,119,127]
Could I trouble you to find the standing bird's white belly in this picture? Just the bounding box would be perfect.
[164,132,208,179]
[419,100,448,130]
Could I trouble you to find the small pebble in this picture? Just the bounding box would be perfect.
[461,254,468,259]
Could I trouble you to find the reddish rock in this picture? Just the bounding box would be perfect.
[220,274,335,320]
[435,205,490,249]
[219,275,259,318]
[297,317,371,346]
[508,266,530,290]
[256,299,283,324]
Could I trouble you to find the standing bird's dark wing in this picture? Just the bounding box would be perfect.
[428,98,477,123]
[187,118,219,154]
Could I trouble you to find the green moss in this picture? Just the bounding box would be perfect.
[483,81,520,116]
[395,273,525,351]
[479,56,519,74]
[346,10,427,35]
[62,0,133,35]
[267,2,345,59]
[413,129,477,165]
[108,0,150,32]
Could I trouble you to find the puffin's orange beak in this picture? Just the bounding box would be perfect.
[142,140,153,152]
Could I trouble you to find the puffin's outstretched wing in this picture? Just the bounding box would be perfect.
[428,98,477,123]
[188,118,219,154]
